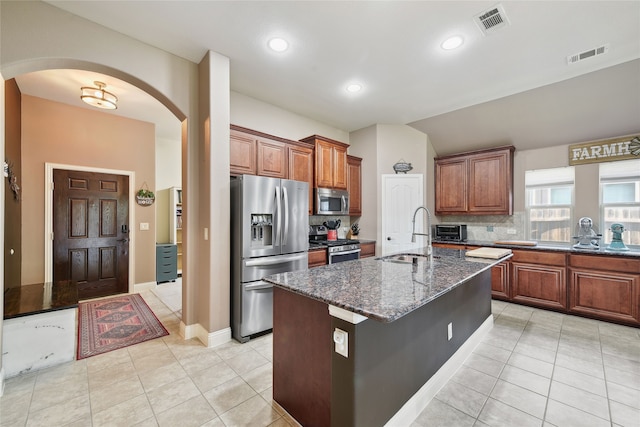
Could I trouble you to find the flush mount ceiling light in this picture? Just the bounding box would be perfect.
[441,35,464,50]
[346,83,362,93]
[268,37,289,52]
[80,81,117,110]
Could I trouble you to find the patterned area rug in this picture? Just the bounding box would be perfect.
[77,293,169,360]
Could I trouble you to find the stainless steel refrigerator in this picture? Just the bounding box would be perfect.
[231,175,309,342]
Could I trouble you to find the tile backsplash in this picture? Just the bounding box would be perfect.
[437,212,526,241]
[309,215,352,239]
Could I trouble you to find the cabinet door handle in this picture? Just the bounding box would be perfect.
[387,237,391,241]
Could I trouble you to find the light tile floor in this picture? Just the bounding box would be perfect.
[1,284,639,427]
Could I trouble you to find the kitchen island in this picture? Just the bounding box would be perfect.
[264,246,511,427]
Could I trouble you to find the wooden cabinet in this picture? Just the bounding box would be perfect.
[230,125,314,212]
[360,241,375,258]
[257,138,287,178]
[288,144,314,215]
[435,146,514,215]
[435,158,468,214]
[308,248,328,268]
[569,254,639,326]
[490,261,510,300]
[347,155,362,216]
[511,250,567,311]
[300,135,349,190]
[458,243,511,300]
[230,129,257,175]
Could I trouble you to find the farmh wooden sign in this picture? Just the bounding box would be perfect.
[569,135,640,166]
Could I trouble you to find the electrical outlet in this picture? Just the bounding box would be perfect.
[447,322,453,341]
[507,228,517,235]
[139,222,149,231]
[333,328,349,358]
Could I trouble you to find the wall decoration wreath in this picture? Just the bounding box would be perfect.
[4,160,20,201]
[136,182,155,206]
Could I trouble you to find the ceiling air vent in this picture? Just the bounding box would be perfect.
[474,4,510,35]
[567,44,610,65]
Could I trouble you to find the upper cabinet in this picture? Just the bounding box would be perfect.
[230,129,257,175]
[230,125,314,214]
[435,145,515,216]
[288,144,314,215]
[347,155,362,216]
[300,135,349,190]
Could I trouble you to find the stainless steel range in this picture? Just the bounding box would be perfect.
[309,225,361,264]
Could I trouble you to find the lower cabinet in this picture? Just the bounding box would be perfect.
[569,254,639,325]
[360,241,375,258]
[490,261,510,300]
[510,250,567,311]
[308,248,328,268]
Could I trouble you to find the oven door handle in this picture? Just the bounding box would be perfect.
[332,249,361,256]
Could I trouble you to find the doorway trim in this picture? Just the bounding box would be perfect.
[44,163,136,292]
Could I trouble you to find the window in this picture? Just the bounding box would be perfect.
[600,159,640,247]
[525,167,574,244]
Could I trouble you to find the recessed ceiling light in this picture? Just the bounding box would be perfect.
[268,37,289,52]
[346,83,362,93]
[441,36,464,50]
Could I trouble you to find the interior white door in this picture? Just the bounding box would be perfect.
[381,174,424,256]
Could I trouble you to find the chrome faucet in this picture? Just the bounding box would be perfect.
[411,206,433,262]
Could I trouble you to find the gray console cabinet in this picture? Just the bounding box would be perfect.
[156,244,177,283]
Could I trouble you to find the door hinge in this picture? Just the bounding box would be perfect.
[51,232,54,240]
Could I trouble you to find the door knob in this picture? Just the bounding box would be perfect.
[117,238,129,243]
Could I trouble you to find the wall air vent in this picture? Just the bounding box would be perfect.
[567,44,610,65]
[474,4,510,35]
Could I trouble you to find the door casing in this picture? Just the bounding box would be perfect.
[44,163,135,291]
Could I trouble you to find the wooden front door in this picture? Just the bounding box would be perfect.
[53,169,129,300]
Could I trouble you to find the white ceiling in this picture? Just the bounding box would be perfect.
[15,1,640,155]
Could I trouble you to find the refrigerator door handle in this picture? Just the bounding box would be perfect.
[274,186,281,246]
[245,253,307,267]
[282,186,289,246]
[244,281,273,291]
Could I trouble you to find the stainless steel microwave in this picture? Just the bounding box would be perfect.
[315,188,349,215]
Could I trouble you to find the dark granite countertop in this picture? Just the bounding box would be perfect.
[433,239,640,257]
[4,281,79,319]
[264,246,508,323]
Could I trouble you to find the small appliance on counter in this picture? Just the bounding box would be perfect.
[432,224,467,242]
[606,223,629,251]
[572,217,601,250]
[309,224,361,264]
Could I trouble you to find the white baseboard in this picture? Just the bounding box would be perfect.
[384,315,494,427]
[180,322,231,348]
[0,367,5,397]
[133,281,157,293]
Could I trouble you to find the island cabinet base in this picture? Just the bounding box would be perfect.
[273,269,492,427]
[273,287,332,427]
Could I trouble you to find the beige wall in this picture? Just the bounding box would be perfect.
[349,124,431,255]
[155,138,182,243]
[21,95,156,285]
[230,92,349,143]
